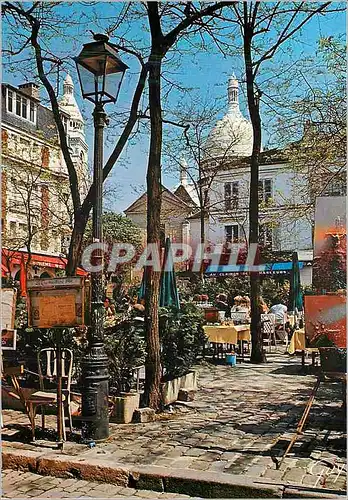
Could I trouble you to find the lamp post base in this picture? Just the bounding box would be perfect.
[81,344,109,441]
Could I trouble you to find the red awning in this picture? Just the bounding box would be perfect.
[2,249,88,276]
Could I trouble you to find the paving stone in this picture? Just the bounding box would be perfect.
[244,465,267,477]
[184,448,206,457]
[263,468,285,481]
[283,467,307,483]
[188,460,211,471]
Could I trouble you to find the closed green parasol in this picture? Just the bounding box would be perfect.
[138,238,180,309]
[289,251,303,313]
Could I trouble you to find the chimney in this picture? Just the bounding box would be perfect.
[18,82,40,101]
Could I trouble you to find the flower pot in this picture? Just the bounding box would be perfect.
[179,371,198,390]
[161,377,181,406]
[110,392,140,424]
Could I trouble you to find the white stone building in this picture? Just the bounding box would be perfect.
[1,76,88,278]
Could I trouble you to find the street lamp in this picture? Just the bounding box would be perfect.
[75,34,128,441]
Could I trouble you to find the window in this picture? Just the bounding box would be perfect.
[21,97,27,119]
[10,221,17,237]
[30,101,35,122]
[16,94,21,116]
[258,179,272,203]
[259,224,273,248]
[7,90,13,112]
[61,115,68,132]
[224,181,239,210]
[225,224,239,243]
[7,90,36,123]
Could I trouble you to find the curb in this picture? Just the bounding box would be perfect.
[2,447,346,499]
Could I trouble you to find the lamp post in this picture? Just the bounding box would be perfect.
[75,34,128,441]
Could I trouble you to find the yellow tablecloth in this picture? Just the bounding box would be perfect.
[288,328,306,355]
[203,324,250,344]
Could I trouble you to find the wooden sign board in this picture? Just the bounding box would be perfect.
[27,277,86,328]
[304,294,346,348]
[2,329,17,350]
[1,288,17,331]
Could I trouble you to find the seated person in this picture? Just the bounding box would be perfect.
[269,299,288,340]
[215,293,230,317]
[231,295,243,312]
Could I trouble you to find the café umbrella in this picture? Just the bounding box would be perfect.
[289,251,303,316]
[138,238,180,309]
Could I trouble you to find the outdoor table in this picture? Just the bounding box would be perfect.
[288,328,306,354]
[287,328,319,367]
[203,324,250,360]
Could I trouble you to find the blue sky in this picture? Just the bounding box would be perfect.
[2,2,346,213]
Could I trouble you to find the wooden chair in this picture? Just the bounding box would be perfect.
[26,348,73,441]
[261,314,276,352]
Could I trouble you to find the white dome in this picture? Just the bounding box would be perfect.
[204,75,253,159]
[58,74,83,122]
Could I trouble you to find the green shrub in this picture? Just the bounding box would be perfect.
[104,317,146,395]
[159,302,206,380]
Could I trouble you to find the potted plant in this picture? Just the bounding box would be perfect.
[159,302,206,405]
[105,314,146,423]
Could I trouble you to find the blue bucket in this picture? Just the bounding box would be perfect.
[226,353,237,366]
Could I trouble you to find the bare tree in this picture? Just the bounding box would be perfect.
[229,1,340,363]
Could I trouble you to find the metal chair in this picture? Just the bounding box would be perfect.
[261,314,276,352]
[230,312,248,324]
[26,348,73,441]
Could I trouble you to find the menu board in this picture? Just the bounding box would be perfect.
[27,277,85,328]
[1,288,17,331]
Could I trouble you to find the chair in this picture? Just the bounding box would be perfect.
[261,314,276,352]
[26,348,73,441]
[230,312,248,324]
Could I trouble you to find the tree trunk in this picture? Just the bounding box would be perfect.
[143,50,163,410]
[199,188,205,282]
[66,210,89,276]
[243,25,266,363]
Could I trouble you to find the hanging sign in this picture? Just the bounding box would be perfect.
[27,277,87,328]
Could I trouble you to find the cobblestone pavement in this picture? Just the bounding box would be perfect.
[2,469,199,498]
[2,352,346,492]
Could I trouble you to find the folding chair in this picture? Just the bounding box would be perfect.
[26,348,73,441]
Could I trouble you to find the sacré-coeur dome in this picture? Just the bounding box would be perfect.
[204,74,253,159]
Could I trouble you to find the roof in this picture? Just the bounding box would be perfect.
[174,184,199,207]
[2,83,59,142]
[124,185,193,214]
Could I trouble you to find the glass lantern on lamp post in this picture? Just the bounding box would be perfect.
[74,34,128,441]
